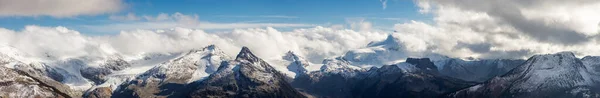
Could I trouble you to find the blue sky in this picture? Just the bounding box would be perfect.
[0,0,429,35]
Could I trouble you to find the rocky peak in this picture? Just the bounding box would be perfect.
[406,58,438,74]
[367,34,402,51]
[188,47,306,98]
[367,34,396,47]
[283,51,310,78]
[283,51,302,61]
[375,65,402,74]
[188,44,221,54]
[235,46,260,63]
[205,44,216,50]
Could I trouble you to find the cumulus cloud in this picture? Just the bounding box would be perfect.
[386,0,600,59]
[416,0,600,44]
[0,25,387,63]
[0,0,124,17]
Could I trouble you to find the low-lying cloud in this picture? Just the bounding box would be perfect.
[0,25,387,63]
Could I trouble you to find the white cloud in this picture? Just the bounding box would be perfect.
[216,15,299,19]
[143,13,171,21]
[109,13,140,21]
[380,0,388,9]
[385,0,600,59]
[346,18,373,31]
[0,25,387,63]
[416,0,600,44]
[88,13,313,33]
[0,0,124,17]
[82,21,315,33]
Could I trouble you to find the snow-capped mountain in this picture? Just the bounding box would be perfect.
[4,38,600,98]
[323,34,522,83]
[189,47,306,98]
[449,52,600,98]
[292,57,474,98]
[437,59,525,82]
[291,57,366,97]
[341,34,408,67]
[266,51,321,79]
[112,45,231,98]
[283,51,310,78]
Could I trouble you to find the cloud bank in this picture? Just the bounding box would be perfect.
[0,25,387,63]
[0,0,124,17]
[2,0,600,65]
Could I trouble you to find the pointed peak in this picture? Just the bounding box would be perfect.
[385,34,395,41]
[188,45,222,54]
[239,46,252,53]
[367,34,402,50]
[283,51,301,61]
[236,46,259,62]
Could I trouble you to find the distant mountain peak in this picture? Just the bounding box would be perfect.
[283,51,303,62]
[378,65,401,72]
[205,44,216,50]
[367,34,400,48]
[284,51,296,59]
[283,51,310,78]
[406,58,438,73]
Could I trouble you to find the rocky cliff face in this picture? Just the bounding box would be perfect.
[83,87,112,98]
[0,66,75,98]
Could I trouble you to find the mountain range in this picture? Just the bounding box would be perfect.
[1,34,600,98]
